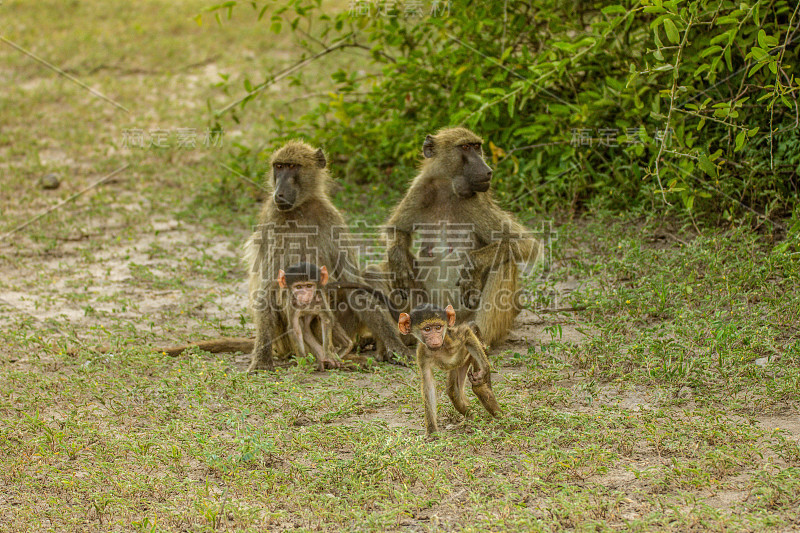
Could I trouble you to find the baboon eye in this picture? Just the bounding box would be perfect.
[460,145,470,151]
[435,325,442,331]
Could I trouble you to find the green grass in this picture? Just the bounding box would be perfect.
[1,0,799,531]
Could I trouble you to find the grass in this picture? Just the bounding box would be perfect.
[1,0,799,531]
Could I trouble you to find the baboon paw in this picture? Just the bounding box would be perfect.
[461,288,482,310]
[321,358,342,370]
[247,359,275,374]
[468,369,486,386]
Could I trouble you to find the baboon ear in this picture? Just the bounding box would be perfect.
[422,135,435,158]
[319,265,329,286]
[314,148,327,169]
[445,304,456,327]
[277,269,287,289]
[398,313,412,335]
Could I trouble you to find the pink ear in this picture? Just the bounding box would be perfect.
[398,313,411,335]
[445,305,456,327]
[277,269,287,289]
[319,265,329,286]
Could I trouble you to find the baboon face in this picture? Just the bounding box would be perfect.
[423,129,493,198]
[270,143,327,211]
[398,304,456,350]
[272,161,300,210]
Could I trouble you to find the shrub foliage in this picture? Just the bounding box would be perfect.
[208,0,800,220]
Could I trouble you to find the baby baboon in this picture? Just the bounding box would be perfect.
[385,127,540,347]
[244,140,412,372]
[399,303,501,435]
[278,262,352,370]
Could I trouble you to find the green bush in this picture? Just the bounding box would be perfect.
[207,0,800,220]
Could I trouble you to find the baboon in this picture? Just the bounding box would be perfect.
[398,303,501,435]
[155,262,398,365]
[243,140,412,372]
[277,262,352,370]
[385,127,539,347]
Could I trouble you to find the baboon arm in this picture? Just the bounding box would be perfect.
[465,337,502,417]
[387,185,428,233]
[470,203,539,266]
[465,336,492,383]
[387,230,416,289]
[386,185,432,288]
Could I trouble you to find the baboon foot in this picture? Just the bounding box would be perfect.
[468,368,486,386]
[247,355,275,374]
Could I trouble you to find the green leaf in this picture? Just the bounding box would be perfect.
[750,47,767,61]
[700,45,722,58]
[757,29,768,49]
[769,61,778,75]
[698,153,717,176]
[734,130,745,152]
[664,18,680,44]
[748,62,765,78]
[602,5,627,15]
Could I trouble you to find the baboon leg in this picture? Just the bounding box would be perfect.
[421,365,438,435]
[291,313,307,356]
[248,309,277,372]
[333,322,354,358]
[346,291,413,363]
[473,260,519,347]
[446,364,471,417]
[300,324,327,371]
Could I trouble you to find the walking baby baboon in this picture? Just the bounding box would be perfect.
[278,262,353,370]
[385,127,540,347]
[243,140,412,372]
[399,303,501,435]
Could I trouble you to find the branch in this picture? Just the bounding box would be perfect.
[216,42,360,115]
[653,14,694,206]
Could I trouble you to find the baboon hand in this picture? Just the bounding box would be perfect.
[394,265,415,291]
[468,368,487,386]
[320,353,343,370]
[388,245,415,290]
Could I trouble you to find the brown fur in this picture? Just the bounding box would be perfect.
[385,128,540,347]
[278,262,353,371]
[244,141,412,371]
[399,304,501,435]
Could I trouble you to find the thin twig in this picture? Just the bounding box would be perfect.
[1,165,130,240]
[217,42,360,114]
[769,1,800,169]
[653,14,694,206]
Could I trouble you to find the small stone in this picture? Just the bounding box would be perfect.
[755,357,769,367]
[40,173,60,190]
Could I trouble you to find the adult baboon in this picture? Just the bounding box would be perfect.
[384,128,539,346]
[243,140,411,372]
